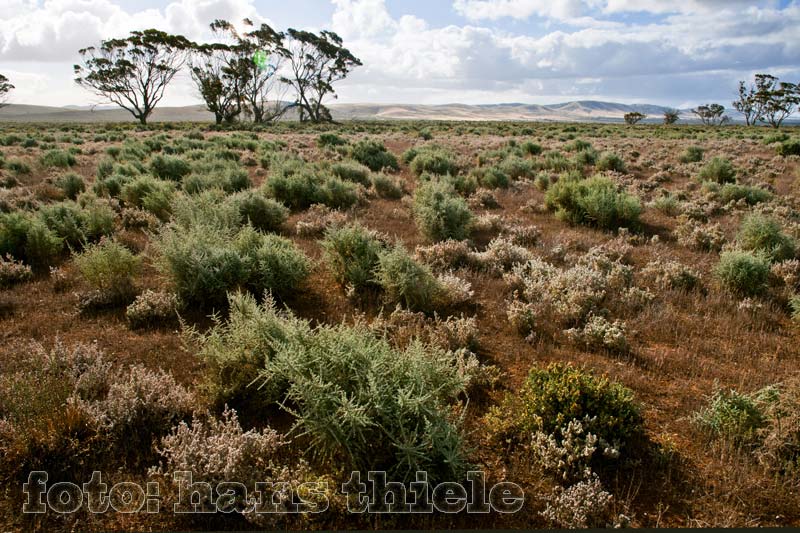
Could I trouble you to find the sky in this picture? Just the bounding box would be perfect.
[1,0,799,109]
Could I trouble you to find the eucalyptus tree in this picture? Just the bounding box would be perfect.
[74,29,193,125]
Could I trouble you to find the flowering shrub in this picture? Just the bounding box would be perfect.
[565,315,629,353]
[641,259,701,291]
[674,217,726,251]
[126,290,181,329]
[540,476,615,529]
[0,254,32,289]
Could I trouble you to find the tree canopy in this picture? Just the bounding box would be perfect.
[74,29,193,125]
[0,74,13,109]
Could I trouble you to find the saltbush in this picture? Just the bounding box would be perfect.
[412,180,474,241]
[55,172,86,200]
[736,214,796,263]
[545,175,641,230]
[698,157,736,184]
[715,250,770,296]
[74,239,140,299]
[349,139,399,171]
[321,223,385,290]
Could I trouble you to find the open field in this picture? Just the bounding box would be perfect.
[1,120,800,530]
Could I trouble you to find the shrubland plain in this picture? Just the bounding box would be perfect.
[1,120,800,529]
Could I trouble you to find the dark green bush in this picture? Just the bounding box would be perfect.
[488,363,643,453]
[776,140,800,157]
[596,151,626,172]
[350,140,399,172]
[55,172,86,200]
[371,173,403,199]
[736,214,796,263]
[317,133,347,148]
[718,184,772,205]
[545,175,641,230]
[715,250,770,296]
[412,180,473,241]
[679,146,704,163]
[321,223,385,290]
[409,148,459,177]
[229,191,288,233]
[330,160,371,185]
[155,222,309,307]
[41,149,76,168]
[0,213,62,268]
[471,166,510,189]
[149,155,191,181]
[698,157,736,184]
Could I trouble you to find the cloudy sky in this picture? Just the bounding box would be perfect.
[1,0,798,108]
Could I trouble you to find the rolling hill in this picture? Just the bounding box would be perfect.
[0,100,746,123]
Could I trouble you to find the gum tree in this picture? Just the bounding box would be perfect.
[74,29,193,125]
[623,111,646,125]
[281,29,362,123]
[0,74,13,108]
[692,103,729,126]
[663,109,679,125]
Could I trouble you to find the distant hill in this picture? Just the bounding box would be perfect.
[0,100,760,124]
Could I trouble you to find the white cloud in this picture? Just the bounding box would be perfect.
[453,0,586,21]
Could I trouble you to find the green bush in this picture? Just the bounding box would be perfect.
[471,166,510,189]
[375,245,446,313]
[0,213,62,268]
[38,200,115,248]
[371,173,403,199]
[412,180,473,242]
[487,363,643,453]
[149,155,191,181]
[776,140,800,157]
[350,139,399,172]
[545,175,641,230]
[330,160,371,185]
[265,163,358,210]
[679,146,704,163]
[75,239,140,298]
[121,176,175,220]
[698,157,736,184]
[321,223,385,290]
[521,141,542,155]
[6,159,31,175]
[694,389,765,446]
[229,191,288,233]
[41,149,76,168]
[736,214,796,263]
[499,155,536,178]
[596,152,626,172]
[317,133,347,148]
[55,172,86,200]
[715,250,770,296]
[194,292,469,481]
[718,184,772,205]
[409,148,458,176]
[155,222,309,307]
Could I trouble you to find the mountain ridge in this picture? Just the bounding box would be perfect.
[0,100,748,123]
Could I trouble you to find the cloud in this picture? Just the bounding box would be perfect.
[0,0,265,62]
[453,0,586,21]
